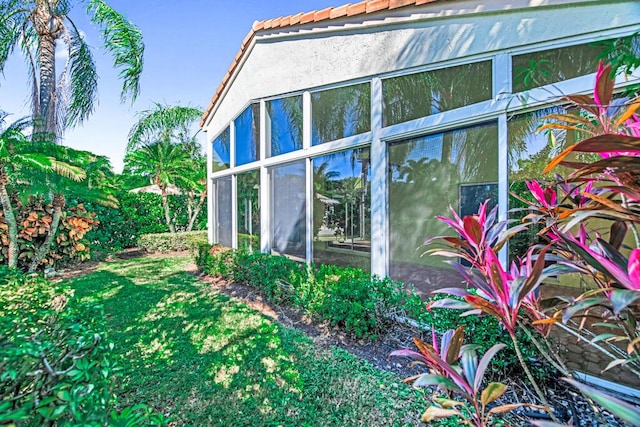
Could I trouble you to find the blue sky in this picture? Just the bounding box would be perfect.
[0,0,339,172]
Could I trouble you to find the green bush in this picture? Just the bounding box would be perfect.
[85,190,207,257]
[234,250,308,304]
[195,244,549,378]
[197,245,409,338]
[196,244,237,280]
[0,267,166,426]
[310,265,408,339]
[138,231,208,254]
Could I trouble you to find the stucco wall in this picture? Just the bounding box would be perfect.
[204,0,640,139]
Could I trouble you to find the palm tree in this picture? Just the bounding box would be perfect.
[0,113,84,269]
[126,103,205,231]
[0,0,144,139]
[127,103,203,151]
[182,153,206,232]
[124,141,194,233]
[23,147,117,272]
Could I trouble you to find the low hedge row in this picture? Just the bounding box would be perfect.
[137,230,208,253]
[195,244,550,381]
[196,245,417,339]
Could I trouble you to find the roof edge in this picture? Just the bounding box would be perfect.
[200,0,444,128]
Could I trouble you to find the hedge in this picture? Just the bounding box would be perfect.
[84,190,207,257]
[195,244,550,380]
[137,231,208,254]
[196,244,419,339]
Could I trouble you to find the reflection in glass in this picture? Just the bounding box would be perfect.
[212,127,230,172]
[312,148,371,271]
[235,104,260,166]
[237,170,260,252]
[507,106,584,261]
[266,95,303,157]
[312,83,371,145]
[214,176,232,247]
[382,61,492,127]
[510,35,640,92]
[270,161,306,260]
[388,122,498,290]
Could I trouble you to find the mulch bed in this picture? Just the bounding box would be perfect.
[197,271,426,378]
[196,272,629,427]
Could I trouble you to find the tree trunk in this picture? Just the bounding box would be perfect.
[0,170,19,269]
[161,190,176,233]
[186,191,206,232]
[33,2,59,140]
[28,194,64,273]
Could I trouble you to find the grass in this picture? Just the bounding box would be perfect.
[61,254,425,426]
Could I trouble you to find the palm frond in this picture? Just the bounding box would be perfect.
[64,18,98,127]
[127,103,203,151]
[87,0,144,103]
[54,0,73,16]
[13,152,56,171]
[124,140,195,189]
[0,0,25,74]
[19,22,40,118]
[49,159,86,182]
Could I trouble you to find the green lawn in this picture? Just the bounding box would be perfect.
[62,254,424,426]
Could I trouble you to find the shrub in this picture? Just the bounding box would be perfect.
[138,230,208,254]
[311,265,408,338]
[0,198,99,271]
[196,244,237,280]
[85,190,208,258]
[198,245,415,339]
[235,250,308,304]
[0,268,166,425]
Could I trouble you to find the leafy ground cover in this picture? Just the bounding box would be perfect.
[61,254,424,426]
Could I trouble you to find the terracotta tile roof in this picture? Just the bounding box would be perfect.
[200,0,442,127]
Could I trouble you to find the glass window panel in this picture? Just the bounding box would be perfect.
[235,104,260,166]
[507,106,589,262]
[237,170,260,252]
[312,148,371,271]
[388,122,498,292]
[382,61,492,127]
[266,95,303,157]
[214,176,232,247]
[270,161,306,261]
[511,35,640,92]
[312,83,371,145]
[212,127,230,172]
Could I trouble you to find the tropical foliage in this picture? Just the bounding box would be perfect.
[396,61,640,425]
[124,104,206,233]
[0,198,98,270]
[0,0,144,139]
[392,327,547,426]
[0,267,166,425]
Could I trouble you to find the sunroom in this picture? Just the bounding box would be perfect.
[202,0,640,296]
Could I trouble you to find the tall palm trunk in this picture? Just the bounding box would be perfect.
[186,191,206,232]
[28,194,64,273]
[0,170,19,268]
[161,188,176,233]
[33,2,59,139]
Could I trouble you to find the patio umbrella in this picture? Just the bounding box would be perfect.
[316,192,339,205]
[129,184,183,195]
